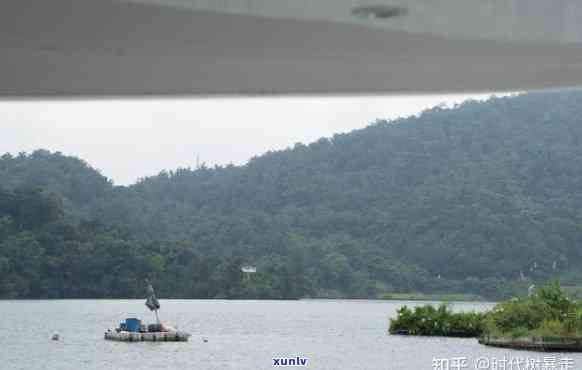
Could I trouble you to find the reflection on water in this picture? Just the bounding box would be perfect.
[0,299,579,370]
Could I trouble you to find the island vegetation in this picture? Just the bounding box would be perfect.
[485,281,582,338]
[389,282,582,340]
[3,90,582,299]
[389,304,485,337]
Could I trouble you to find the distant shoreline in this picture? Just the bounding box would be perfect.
[0,296,494,303]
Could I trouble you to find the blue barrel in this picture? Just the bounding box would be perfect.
[125,318,141,332]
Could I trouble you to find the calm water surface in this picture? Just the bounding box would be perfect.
[1,300,580,370]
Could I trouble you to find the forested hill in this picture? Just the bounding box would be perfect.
[3,90,582,299]
[0,150,112,216]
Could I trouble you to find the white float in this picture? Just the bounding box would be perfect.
[104,330,190,342]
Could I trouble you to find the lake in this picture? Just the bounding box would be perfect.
[0,300,579,369]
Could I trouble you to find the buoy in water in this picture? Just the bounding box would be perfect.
[52,333,60,341]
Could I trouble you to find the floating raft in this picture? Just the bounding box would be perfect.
[105,330,190,342]
[479,335,582,352]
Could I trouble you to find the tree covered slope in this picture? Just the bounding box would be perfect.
[2,90,582,299]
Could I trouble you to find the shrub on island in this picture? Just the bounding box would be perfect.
[389,303,485,337]
[484,281,582,338]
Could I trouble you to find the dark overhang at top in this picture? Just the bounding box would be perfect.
[2,0,582,98]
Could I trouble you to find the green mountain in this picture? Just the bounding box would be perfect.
[2,90,582,299]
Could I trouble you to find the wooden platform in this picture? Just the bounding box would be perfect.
[479,335,582,352]
[104,330,190,342]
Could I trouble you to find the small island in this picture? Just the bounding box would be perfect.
[389,282,582,352]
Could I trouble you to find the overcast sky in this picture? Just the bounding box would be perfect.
[0,94,507,185]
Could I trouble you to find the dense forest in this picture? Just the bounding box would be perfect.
[2,90,582,300]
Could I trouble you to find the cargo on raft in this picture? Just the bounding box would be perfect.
[104,319,190,342]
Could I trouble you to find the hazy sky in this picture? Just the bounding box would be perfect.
[0,94,506,185]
